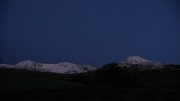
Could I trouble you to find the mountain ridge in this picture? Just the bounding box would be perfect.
[0,56,180,73]
[0,60,96,74]
[118,56,164,70]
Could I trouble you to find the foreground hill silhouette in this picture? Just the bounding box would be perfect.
[1,62,180,101]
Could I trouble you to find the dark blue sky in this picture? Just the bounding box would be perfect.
[0,0,180,67]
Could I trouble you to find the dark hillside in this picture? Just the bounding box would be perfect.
[1,63,180,101]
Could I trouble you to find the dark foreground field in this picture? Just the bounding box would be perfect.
[1,63,180,101]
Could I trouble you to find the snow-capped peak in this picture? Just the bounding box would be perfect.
[118,56,163,70]
[0,60,96,74]
[16,60,35,67]
[121,56,153,65]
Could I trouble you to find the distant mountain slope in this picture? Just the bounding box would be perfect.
[119,56,161,65]
[118,56,165,70]
[97,62,180,88]
[0,60,96,74]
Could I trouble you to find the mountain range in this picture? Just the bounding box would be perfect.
[0,56,179,74]
[0,60,95,74]
[1,56,180,101]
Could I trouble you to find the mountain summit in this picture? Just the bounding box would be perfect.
[119,56,163,70]
[0,60,96,74]
[120,56,161,65]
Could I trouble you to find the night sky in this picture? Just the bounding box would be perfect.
[0,0,180,67]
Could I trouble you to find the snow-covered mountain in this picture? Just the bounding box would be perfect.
[118,56,164,70]
[0,56,178,73]
[0,60,96,74]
